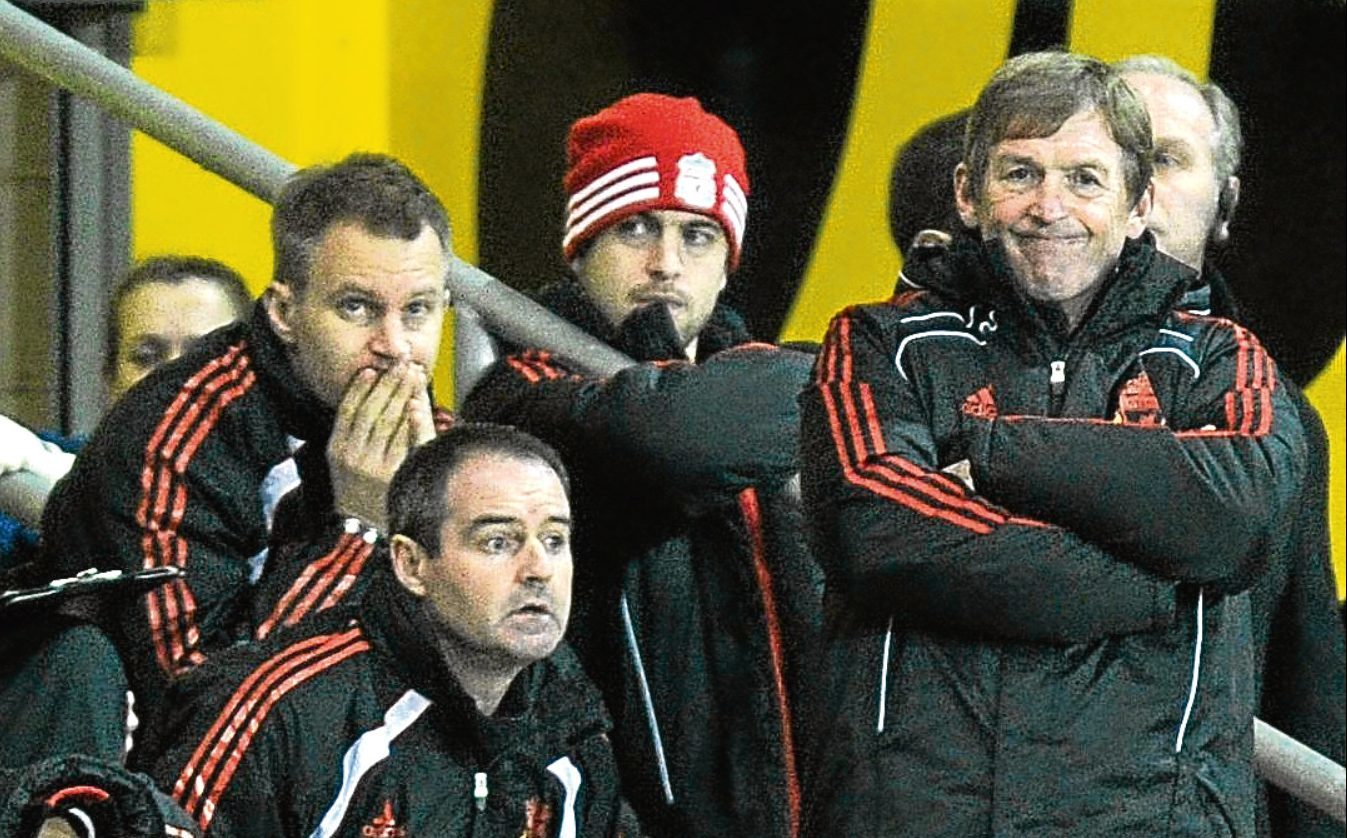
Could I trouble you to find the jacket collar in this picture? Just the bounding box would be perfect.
[360,569,610,761]
[247,300,338,444]
[901,231,1197,350]
[537,280,753,362]
[1186,261,1242,320]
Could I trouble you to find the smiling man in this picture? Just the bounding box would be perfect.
[800,52,1306,836]
[151,424,640,837]
[42,153,453,725]
[463,93,820,837]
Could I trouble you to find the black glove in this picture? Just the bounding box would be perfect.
[596,344,814,503]
[614,303,685,362]
[2,755,200,837]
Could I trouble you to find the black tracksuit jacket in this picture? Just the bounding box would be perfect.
[1197,267,1347,838]
[41,303,403,719]
[799,236,1306,836]
[147,571,640,837]
[462,282,823,838]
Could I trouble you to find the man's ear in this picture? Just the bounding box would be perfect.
[390,534,428,598]
[264,282,297,346]
[1211,175,1240,245]
[953,164,980,230]
[1126,181,1155,239]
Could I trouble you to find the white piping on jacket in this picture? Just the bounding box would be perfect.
[1157,328,1195,343]
[1139,347,1202,379]
[546,756,583,838]
[310,689,430,838]
[877,615,894,734]
[1174,589,1205,753]
[899,310,967,326]
[894,331,987,380]
[620,593,675,804]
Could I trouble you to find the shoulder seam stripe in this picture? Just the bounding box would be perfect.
[136,343,255,676]
[170,628,361,810]
[172,627,369,831]
[196,635,370,830]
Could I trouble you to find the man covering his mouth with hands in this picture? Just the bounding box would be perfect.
[41,153,455,727]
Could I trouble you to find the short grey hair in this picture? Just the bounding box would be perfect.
[1114,54,1243,183]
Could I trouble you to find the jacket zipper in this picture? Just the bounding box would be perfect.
[474,771,488,812]
[1048,359,1067,416]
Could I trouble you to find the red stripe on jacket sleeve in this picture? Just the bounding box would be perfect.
[172,627,369,831]
[737,488,801,838]
[816,313,1013,534]
[255,535,362,640]
[135,344,255,677]
[1174,315,1279,440]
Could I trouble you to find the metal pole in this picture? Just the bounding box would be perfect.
[0,0,294,202]
[3,4,1343,821]
[0,0,633,380]
[1255,718,1347,824]
[448,257,632,377]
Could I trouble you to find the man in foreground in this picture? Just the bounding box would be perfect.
[150,423,639,837]
[801,52,1305,835]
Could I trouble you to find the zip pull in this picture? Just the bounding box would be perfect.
[1049,359,1066,398]
[474,771,488,812]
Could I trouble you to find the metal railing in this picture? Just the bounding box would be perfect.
[0,2,1343,825]
[0,0,631,380]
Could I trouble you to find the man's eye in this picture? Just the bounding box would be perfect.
[404,300,433,322]
[683,226,722,250]
[1068,170,1104,192]
[481,535,516,554]
[996,167,1038,192]
[337,299,371,321]
[1153,151,1181,170]
[541,532,570,554]
[615,216,657,242]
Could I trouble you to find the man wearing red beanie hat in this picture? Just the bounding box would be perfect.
[463,93,821,838]
[560,92,751,356]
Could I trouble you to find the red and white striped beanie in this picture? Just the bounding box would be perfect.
[562,93,750,270]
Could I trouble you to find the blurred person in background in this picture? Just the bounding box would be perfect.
[1,255,251,769]
[1116,53,1345,837]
